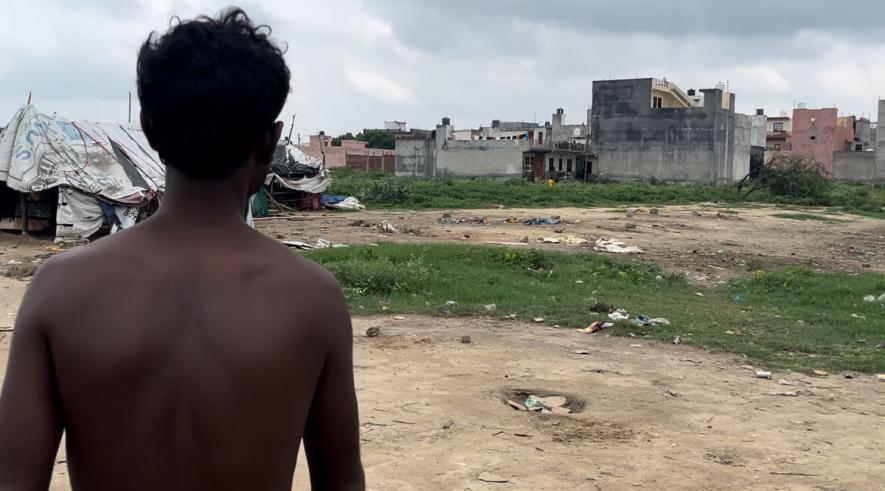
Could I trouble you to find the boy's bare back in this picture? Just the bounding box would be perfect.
[0,8,363,490]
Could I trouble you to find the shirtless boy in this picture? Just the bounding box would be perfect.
[0,8,364,490]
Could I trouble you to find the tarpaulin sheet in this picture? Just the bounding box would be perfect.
[0,105,164,203]
[265,141,330,194]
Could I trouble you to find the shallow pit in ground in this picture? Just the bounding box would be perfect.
[500,388,586,414]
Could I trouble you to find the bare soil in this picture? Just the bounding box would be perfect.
[1,204,883,489]
[255,205,885,284]
[1,296,883,490]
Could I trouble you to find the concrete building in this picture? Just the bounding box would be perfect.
[396,118,531,178]
[791,108,854,175]
[297,134,394,168]
[589,77,751,184]
[765,113,792,155]
[384,121,407,132]
[550,108,590,144]
[833,100,885,181]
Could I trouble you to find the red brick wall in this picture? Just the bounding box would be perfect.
[345,153,396,173]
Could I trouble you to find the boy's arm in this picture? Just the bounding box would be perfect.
[0,269,64,490]
[303,283,364,490]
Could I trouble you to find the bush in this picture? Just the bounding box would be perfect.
[753,155,832,203]
[325,255,430,295]
[358,177,412,204]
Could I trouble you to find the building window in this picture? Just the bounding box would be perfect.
[558,158,563,171]
[774,144,781,151]
[856,144,863,151]
[567,159,573,172]
[810,136,816,141]
[652,96,663,109]
[773,122,783,132]
[549,158,554,172]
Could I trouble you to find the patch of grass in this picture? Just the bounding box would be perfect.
[772,213,842,223]
[305,244,885,373]
[327,169,885,218]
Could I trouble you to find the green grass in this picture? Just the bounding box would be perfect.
[772,213,842,223]
[305,244,885,374]
[327,169,885,218]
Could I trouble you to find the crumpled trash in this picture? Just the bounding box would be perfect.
[439,216,487,225]
[842,371,857,379]
[608,309,629,321]
[632,315,651,326]
[524,395,546,410]
[576,321,614,334]
[649,318,671,326]
[524,217,561,226]
[863,295,877,303]
[594,239,644,254]
[379,218,399,233]
[322,195,365,210]
[672,336,681,345]
[561,235,588,246]
[445,300,458,306]
[540,237,561,244]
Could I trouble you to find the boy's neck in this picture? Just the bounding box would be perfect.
[155,168,252,224]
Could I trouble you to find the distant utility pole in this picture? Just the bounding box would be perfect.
[287,113,296,142]
[128,92,132,123]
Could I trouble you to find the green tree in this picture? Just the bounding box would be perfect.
[331,129,396,149]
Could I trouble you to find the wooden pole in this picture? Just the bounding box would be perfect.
[19,193,28,236]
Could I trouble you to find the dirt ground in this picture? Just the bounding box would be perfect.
[255,204,885,284]
[1,204,884,489]
[1,291,883,489]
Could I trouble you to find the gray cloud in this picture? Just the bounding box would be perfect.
[1,0,883,138]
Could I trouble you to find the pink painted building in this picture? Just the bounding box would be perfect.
[297,134,394,168]
[791,108,854,175]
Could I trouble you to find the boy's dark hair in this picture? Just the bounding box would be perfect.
[137,8,290,179]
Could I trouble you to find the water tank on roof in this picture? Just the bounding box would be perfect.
[442,117,451,126]
[756,109,764,116]
[687,89,696,96]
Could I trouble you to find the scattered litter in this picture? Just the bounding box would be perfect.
[281,239,341,250]
[778,379,797,386]
[842,371,856,379]
[321,195,365,210]
[3,263,38,278]
[539,237,561,244]
[655,275,663,281]
[573,350,591,355]
[632,315,651,326]
[3,259,23,266]
[695,292,705,297]
[724,330,744,336]
[365,327,381,338]
[740,365,755,370]
[649,318,671,326]
[575,280,584,284]
[484,303,497,312]
[391,316,406,320]
[379,218,399,233]
[594,239,644,254]
[524,217,561,226]
[478,472,509,484]
[590,302,614,314]
[626,207,638,215]
[813,370,829,377]
[576,321,614,334]
[629,343,643,348]
[524,395,545,410]
[732,294,743,303]
[608,310,630,321]
[445,300,458,306]
[672,336,681,345]
[756,371,772,379]
[518,236,529,243]
[768,390,814,397]
[484,241,528,247]
[439,216,487,225]
[507,400,527,411]
[863,295,877,303]
[502,313,518,320]
[460,335,472,344]
[561,235,588,246]
[46,245,66,253]
[539,396,567,408]
[533,317,545,323]
[875,374,885,382]
[666,390,679,398]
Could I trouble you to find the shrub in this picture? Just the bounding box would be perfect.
[326,255,430,295]
[752,155,832,203]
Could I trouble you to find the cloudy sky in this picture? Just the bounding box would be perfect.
[2,0,883,138]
